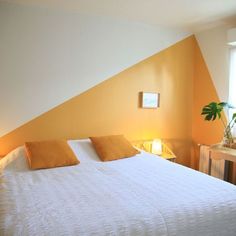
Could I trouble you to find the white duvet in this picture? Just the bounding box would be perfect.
[0,139,236,236]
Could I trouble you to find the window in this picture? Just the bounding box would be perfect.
[229,47,236,136]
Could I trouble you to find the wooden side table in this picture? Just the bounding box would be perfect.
[133,140,176,162]
[158,144,176,162]
[209,144,236,181]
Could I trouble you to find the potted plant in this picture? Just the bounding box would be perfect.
[201,102,236,148]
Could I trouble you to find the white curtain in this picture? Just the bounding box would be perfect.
[229,47,236,136]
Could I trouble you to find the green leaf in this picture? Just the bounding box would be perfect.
[205,114,213,121]
[233,113,236,121]
[212,113,217,121]
[218,102,228,108]
[202,107,211,112]
[201,111,210,115]
[201,101,225,121]
[209,102,217,106]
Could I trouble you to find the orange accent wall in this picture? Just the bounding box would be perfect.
[0,35,230,173]
[192,40,236,183]
[0,36,195,167]
[193,41,223,144]
[191,38,224,169]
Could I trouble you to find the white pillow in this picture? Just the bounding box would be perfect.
[0,146,29,174]
[68,139,101,162]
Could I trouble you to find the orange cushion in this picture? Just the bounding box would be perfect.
[90,135,140,161]
[24,140,79,170]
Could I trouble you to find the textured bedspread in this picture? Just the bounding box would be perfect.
[1,149,236,236]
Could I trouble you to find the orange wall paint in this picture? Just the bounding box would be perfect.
[192,40,236,183]
[0,36,195,167]
[0,35,230,174]
[193,41,224,144]
[191,38,224,169]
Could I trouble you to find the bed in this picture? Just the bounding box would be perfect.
[0,139,236,236]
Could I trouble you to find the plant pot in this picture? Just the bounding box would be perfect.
[222,126,236,148]
[222,136,236,149]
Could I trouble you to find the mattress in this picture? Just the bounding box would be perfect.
[0,139,236,236]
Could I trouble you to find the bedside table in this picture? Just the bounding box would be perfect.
[133,139,176,162]
[159,152,176,162]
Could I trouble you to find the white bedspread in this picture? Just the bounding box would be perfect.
[0,142,236,236]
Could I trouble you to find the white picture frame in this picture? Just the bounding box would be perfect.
[142,92,159,108]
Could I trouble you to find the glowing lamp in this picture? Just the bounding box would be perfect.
[152,139,162,155]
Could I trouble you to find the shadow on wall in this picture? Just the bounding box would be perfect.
[164,139,192,167]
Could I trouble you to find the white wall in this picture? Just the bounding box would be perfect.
[195,26,230,102]
[227,28,236,45]
[0,2,189,137]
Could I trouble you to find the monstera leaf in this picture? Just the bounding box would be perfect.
[201,102,236,147]
[201,102,228,121]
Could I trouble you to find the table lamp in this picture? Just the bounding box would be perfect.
[152,139,162,155]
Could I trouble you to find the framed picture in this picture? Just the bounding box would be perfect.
[141,92,159,108]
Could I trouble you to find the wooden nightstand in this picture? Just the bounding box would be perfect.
[160,152,176,162]
[133,140,176,162]
[154,143,176,162]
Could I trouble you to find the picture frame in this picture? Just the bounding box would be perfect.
[141,92,159,108]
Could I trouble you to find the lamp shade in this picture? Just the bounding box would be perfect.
[152,139,162,155]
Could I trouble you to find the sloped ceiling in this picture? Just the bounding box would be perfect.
[2,0,236,31]
[1,1,235,137]
[0,2,189,136]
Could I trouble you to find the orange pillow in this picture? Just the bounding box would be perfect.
[89,135,140,161]
[25,140,79,170]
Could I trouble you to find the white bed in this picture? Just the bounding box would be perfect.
[0,139,236,236]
